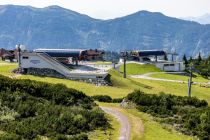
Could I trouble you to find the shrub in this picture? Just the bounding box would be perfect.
[0,75,94,109]
[91,95,123,103]
[92,95,112,102]
[0,75,109,139]
[112,98,123,103]
[0,133,21,140]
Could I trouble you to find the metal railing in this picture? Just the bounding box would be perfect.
[37,52,71,76]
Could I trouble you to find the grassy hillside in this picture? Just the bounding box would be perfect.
[100,103,193,140]
[1,62,210,139]
[131,78,210,103]
[126,90,209,139]
[119,63,162,75]
[0,63,17,77]
[151,73,209,82]
[0,63,209,102]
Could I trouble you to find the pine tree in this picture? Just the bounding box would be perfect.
[183,54,188,66]
[197,52,202,64]
[206,55,210,65]
[189,56,193,62]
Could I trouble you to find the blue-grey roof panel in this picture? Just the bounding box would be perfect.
[34,49,86,57]
[138,50,166,56]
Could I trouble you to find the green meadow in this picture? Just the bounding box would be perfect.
[150,72,209,82]
[119,63,161,75]
[0,62,209,139]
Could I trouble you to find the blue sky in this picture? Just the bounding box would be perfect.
[0,0,209,19]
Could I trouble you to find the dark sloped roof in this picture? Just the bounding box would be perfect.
[44,51,81,57]
[34,49,87,57]
[138,50,166,56]
[0,48,12,57]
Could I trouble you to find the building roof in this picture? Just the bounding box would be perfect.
[34,49,87,57]
[0,48,12,57]
[87,50,104,56]
[34,49,85,52]
[133,50,166,57]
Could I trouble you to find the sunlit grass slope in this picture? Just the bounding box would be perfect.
[0,62,209,139]
[99,103,193,140]
[0,63,209,103]
[18,69,149,98]
[120,63,162,75]
[131,78,210,103]
[0,63,17,76]
[151,73,209,82]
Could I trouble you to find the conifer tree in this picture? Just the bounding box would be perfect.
[183,54,188,66]
[189,56,193,62]
[197,52,202,64]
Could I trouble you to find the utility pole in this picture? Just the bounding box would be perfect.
[112,60,116,69]
[123,57,126,78]
[120,51,128,78]
[17,44,21,71]
[187,66,193,97]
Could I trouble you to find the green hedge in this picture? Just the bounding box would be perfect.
[0,75,94,109]
[91,95,123,103]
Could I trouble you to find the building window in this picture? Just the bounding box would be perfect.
[97,76,103,79]
[164,63,175,67]
[22,56,29,59]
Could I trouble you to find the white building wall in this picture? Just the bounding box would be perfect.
[20,52,108,80]
[20,52,54,69]
[155,62,185,72]
[119,58,124,63]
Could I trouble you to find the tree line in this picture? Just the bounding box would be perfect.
[183,53,210,78]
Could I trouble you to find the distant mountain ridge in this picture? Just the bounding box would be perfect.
[0,5,210,58]
[182,14,210,25]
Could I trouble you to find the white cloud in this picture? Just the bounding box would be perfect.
[0,0,209,19]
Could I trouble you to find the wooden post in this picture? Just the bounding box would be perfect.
[187,66,193,97]
[17,44,21,71]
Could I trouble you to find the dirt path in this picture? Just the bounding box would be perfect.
[131,72,187,83]
[131,72,210,85]
[101,107,131,140]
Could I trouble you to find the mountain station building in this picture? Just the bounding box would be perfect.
[119,50,185,72]
[19,48,109,84]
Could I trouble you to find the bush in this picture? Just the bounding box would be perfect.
[0,133,21,140]
[92,95,112,102]
[91,95,123,103]
[0,75,94,109]
[0,75,109,139]
[112,98,123,103]
[54,133,88,140]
